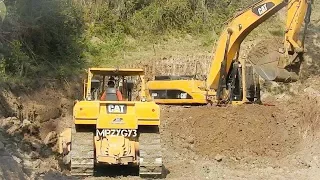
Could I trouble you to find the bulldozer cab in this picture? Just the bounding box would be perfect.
[83,68,146,101]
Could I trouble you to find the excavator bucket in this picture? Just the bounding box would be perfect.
[247,39,299,83]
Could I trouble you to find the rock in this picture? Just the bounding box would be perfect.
[13,137,20,142]
[0,141,4,150]
[41,147,53,157]
[29,151,40,159]
[21,119,31,128]
[6,124,21,135]
[12,155,22,164]
[182,143,189,149]
[37,107,62,123]
[33,159,41,168]
[186,137,194,144]
[190,160,195,164]
[31,139,43,150]
[214,154,224,162]
[304,87,320,97]
[4,117,13,121]
[23,159,33,167]
[266,166,274,171]
[44,131,57,145]
[188,144,195,150]
[63,154,71,164]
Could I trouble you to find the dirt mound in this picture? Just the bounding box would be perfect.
[163,104,300,160]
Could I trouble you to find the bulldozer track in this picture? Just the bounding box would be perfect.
[70,129,95,176]
[139,126,163,178]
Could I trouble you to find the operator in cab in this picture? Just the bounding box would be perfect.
[100,77,123,101]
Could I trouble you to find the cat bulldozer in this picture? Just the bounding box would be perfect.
[58,68,162,178]
[146,0,312,105]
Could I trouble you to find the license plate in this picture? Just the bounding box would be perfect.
[96,129,137,137]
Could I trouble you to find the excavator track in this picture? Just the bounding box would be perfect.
[70,128,95,176]
[139,126,163,178]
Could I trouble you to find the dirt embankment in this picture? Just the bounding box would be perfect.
[0,81,81,179]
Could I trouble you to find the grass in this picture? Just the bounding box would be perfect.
[84,32,215,68]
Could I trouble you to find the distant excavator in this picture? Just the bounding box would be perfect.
[146,0,312,105]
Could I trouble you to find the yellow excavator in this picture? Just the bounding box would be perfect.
[146,0,312,105]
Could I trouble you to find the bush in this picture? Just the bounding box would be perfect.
[1,0,85,80]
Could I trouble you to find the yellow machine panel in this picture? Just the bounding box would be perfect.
[147,79,209,104]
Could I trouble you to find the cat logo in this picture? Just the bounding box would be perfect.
[112,117,124,124]
[257,4,268,15]
[252,2,275,16]
[107,104,127,114]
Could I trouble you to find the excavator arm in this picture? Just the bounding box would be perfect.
[206,0,311,91]
[285,0,312,53]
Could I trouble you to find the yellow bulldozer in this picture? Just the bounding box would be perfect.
[58,68,162,178]
[146,0,312,105]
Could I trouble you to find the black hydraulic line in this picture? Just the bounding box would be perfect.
[254,72,262,104]
[238,65,243,101]
[217,30,233,104]
[228,62,239,102]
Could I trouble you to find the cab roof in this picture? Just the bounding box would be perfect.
[89,68,144,76]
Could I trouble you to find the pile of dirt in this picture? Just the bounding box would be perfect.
[157,76,320,179]
[162,104,300,160]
